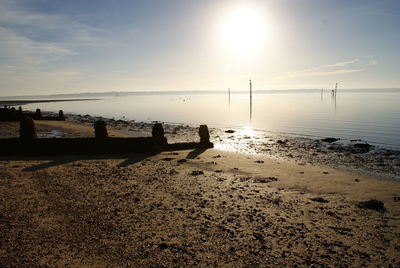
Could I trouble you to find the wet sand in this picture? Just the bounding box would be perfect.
[0,118,399,267]
[65,113,400,180]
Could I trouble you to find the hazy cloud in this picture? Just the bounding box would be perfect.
[367,60,379,66]
[322,59,358,67]
[0,26,76,65]
[278,68,362,79]
[278,58,363,80]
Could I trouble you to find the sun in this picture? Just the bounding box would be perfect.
[218,5,269,58]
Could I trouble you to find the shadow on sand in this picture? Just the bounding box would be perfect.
[0,153,159,172]
[186,148,207,159]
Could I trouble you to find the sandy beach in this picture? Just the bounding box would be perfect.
[0,118,399,267]
[2,0,400,266]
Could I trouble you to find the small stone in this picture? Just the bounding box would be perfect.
[254,177,278,183]
[159,243,168,250]
[310,197,329,203]
[276,139,287,145]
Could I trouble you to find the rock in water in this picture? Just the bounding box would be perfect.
[321,137,339,143]
[351,143,373,153]
[354,143,372,149]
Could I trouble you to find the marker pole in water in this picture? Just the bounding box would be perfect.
[335,83,338,96]
[249,80,253,120]
[228,88,230,106]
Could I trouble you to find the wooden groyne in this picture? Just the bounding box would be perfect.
[0,106,65,121]
[0,119,213,156]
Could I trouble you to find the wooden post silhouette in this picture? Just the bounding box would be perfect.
[59,110,65,120]
[94,120,108,139]
[152,123,167,147]
[35,109,42,120]
[199,125,213,148]
[20,117,37,139]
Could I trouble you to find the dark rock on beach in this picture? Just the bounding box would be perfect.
[310,197,329,203]
[321,138,339,143]
[254,177,278,183]
[358,199,386,212]
[354,143,372,149]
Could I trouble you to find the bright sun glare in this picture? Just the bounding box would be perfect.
[219,5,268,58]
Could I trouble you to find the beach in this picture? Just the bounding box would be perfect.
[2,0,400,266]
[0,117,399,267]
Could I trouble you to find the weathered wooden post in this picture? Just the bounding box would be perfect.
[199,125,213,148]
[59,110,65,120]
[94,120,108,139]
[20,117,37,139]
[35,108,42,119]
[152,123,167,149]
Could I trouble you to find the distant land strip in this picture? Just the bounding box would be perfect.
[1,88,399,100]
[0,99,99,106]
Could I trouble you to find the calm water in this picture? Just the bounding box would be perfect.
[23,92,400,149]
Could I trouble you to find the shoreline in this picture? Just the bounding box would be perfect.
[0,115,399,266]
[1,110,399,180]
[65,112,400,181]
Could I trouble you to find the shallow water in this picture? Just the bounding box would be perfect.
[23,91,400,149]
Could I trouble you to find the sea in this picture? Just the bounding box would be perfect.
[21,90,400,149]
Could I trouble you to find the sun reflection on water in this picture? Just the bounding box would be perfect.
[213,126,263,153]
[241,126,255,138]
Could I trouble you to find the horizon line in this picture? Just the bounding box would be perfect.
[1,88,400,99]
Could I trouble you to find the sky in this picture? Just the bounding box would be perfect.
[0,0,399,96]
